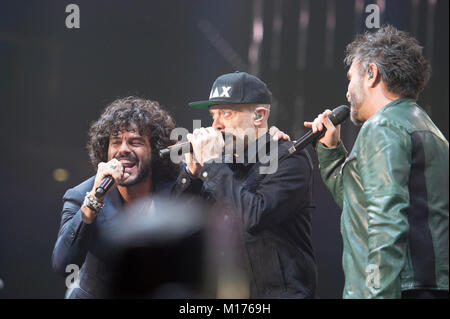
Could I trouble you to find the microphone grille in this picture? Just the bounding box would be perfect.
[329,105,350,126]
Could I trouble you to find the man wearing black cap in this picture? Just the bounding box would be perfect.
[173,72,318,298]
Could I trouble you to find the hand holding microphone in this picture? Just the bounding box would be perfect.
[92,158,130,198]
[303,106,349,149]
[184,128,225,176]
[82,159,129,224]
[287,105,349,155]
[159,128,225,176]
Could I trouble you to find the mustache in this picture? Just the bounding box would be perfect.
[114,153,138,162]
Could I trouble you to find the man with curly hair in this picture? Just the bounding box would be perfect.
[305,26,449,298]
[52,96,178,298]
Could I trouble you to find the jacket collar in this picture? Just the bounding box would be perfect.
[379,97,414,113]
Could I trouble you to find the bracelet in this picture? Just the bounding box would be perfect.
[83,192,105,212]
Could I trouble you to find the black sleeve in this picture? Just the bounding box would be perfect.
[171,164,204,198]
[51,188,96,276]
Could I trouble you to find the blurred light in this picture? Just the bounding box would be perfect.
[252,18,264,42]
[216,270,249,299]
[376,0,386,13]
[299,9,310,28]
[325,0,336,68]
[354,0,364,13]
[53,168,70,182]
[297,0,310,69]
[425,0,437,71]
[354,0,364,33]
[270,0,282,69]
[291,95,305,137]
[248,0,264,76]
[410,0,420,37]
[0,278,4,290]
[326,6,336,29]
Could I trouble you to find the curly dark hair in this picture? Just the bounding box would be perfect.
[344,25,430,100]
[87,96,178,180]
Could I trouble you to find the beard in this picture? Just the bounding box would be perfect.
[116,153,152,187]
[350,106,364,126]
[349,84,366,127]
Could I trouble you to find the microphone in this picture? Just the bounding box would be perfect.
[95,176,115,199]
[159,132,229,159]
[288,105,350,155]
[95,165,125,198]
[159,141,192,159]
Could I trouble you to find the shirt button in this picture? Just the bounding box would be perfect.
[181,178,187,184]
[202,171,208,178]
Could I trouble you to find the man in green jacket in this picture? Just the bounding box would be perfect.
[305,25,449,299]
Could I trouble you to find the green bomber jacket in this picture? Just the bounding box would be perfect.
[317,98,449,298]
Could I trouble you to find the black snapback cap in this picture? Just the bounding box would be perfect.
[189,71,272,109]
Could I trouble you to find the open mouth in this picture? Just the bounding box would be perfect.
[120,161,137,173]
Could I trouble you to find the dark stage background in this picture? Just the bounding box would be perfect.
[0,0,448,298]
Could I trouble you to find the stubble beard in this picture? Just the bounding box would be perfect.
[349,86,365,127]
[119,156,152,187]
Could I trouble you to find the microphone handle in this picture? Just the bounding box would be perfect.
[288,128,327,154]
[287,104,349,155]
[159,142,193,158]
[160,132,229,158]
[95,176,115,198]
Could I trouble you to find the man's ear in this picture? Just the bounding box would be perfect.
[254,111,263,120]
[367,63,379,88]
[253,107,268,125]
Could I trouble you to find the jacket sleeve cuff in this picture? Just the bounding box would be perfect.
[176,166,193,189]
[173,164,204,194]
[197,160,225,190]
[316,142,348,164]
[71,208,96,243]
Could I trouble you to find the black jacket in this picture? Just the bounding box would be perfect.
[52,175,174,298]
[173,133,318,298]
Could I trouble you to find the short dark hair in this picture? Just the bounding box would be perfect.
[344,25,430,100]
[87,96,178,179]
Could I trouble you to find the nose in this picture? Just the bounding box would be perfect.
[117,140,131,155]
[212,117,225,130]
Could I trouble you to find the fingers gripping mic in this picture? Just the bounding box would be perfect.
[288,105,350,155]
[95,165,126,199]
[95,176,115,199]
